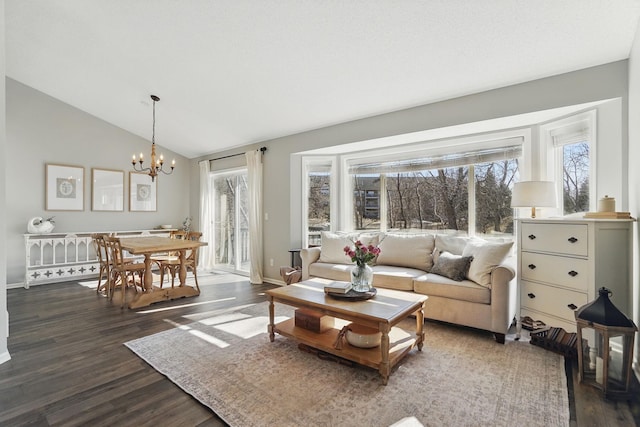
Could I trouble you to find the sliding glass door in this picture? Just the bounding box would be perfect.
[212,169,250,274]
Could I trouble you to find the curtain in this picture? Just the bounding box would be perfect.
[245,150,264,284]
[198,160,214,270]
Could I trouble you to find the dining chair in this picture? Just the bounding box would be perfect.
[91,233,110,297]
[151,229,188,270]
[104,236,147,308]
[157,231,202,291]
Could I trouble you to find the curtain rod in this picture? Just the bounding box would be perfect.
[210,146,267,161]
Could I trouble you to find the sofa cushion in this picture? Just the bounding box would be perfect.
[430,251,473,281]
[318,231,355,264]
[462,240,514,288]
[376,234,435,271]
[413,273,491,304]
[370,265,425,291]
[433,234,479,264]
[309,262,351,282]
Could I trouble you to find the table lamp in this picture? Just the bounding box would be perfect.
[511,181,556,218]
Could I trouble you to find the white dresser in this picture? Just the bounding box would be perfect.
[517,218,633,332]
[24,228,174,288]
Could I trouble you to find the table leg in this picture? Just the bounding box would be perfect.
[178,249,187,286]
[416,305,425,351]
[143,254,153,292]
[268,297,275,342]
[379,323,391,385]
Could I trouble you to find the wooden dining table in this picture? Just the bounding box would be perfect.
[118,236,207,309]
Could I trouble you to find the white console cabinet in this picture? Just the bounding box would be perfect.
[24,229,174,288]
[517,218,633,332]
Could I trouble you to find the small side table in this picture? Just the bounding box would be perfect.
[288,249,302,268]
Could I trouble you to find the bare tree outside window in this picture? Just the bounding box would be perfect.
[308,171,331,245]
[475,159,519,237]
[213,172,250,271]
[562,142,589,214]
[348,149,520,238]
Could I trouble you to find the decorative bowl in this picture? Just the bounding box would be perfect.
[346,324,381,348]
[160,225,173,229]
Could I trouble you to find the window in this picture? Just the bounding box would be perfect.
[303,158,335,246]
[547,112,595,215]
[474,159,519,237]
[348,141,522,238]
[212,169,250,273]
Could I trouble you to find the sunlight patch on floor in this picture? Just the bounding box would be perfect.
[214,315,289,339]
[135,297,237,314]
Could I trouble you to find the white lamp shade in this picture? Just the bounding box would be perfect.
[511,181,557,208]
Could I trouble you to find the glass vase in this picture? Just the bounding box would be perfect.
[350,263,373,292]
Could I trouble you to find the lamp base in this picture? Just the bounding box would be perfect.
[530,206,536,218]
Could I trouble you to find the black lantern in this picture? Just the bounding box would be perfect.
[575,287,637,399]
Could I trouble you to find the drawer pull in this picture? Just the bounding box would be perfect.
[568,303,578,310]
[527,293,536,299]
[528,264,536,270]
[528,234,536,240]
[568,237,578,243]
[568,270,578,277]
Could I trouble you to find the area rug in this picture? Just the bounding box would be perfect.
[125,302,570,427]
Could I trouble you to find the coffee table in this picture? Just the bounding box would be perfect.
[266,277,428,385]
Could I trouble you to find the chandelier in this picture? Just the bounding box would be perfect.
[131,95,175,181]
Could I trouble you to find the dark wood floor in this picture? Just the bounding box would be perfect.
[0,273,638,426]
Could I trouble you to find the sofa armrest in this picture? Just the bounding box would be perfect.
[300,247,322,280]
[489,263,517,335]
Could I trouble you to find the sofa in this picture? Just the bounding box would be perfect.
[300,231,517,343]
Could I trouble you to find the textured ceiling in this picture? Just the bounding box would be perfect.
[6,1,640,158]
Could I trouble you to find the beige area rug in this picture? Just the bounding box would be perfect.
[125,302,570,427]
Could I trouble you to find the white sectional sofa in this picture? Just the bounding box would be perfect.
[300,231,517,343]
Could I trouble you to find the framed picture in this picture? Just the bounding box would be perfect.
[129,172,157,211]
[46,163,84,211]
[92,168,124,211]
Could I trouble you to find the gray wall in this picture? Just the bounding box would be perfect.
[191,60,630,283]
[5,79,191,285]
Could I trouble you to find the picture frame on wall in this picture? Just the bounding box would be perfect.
[92,168,124,211]
[46,163,85,211]
[129,172,157,212]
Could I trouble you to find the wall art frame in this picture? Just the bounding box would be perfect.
[92,168,124,211]
[129,171,157,212]
[46,163,85,211]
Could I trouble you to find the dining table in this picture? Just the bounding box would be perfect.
[118,236,207,309]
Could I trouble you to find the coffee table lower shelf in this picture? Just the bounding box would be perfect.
[272,318,418,382]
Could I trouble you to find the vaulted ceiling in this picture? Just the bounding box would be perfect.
[6,1,640,158]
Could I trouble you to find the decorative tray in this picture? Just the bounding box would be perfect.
[326,288,377,301]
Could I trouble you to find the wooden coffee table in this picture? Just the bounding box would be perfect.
[266,278,428,385]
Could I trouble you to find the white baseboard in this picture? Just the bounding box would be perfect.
[7,281,26,289]
[263,276,286,286]
[0,351,10,365]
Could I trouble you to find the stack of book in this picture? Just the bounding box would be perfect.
[530,327,578,358]
[521,316,546,331]
[324,282,352,294]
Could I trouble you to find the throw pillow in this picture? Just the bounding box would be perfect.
[318,231,354,264]
[430,251,473,281]
[376,234,435,271]
[432,234,478,264]
[462,240,514,288]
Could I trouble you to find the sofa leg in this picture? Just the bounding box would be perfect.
[494,333,505,344]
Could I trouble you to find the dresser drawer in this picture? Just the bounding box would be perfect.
[520,222,588,256]
[520,252,589,291]
[520,281,588,323]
